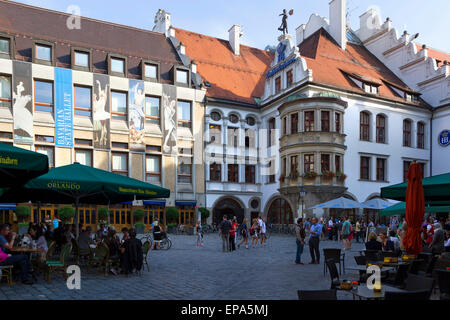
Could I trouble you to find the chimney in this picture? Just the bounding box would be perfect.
[229,25,243,56]
[153,9,171,37]
[329,0,347,50]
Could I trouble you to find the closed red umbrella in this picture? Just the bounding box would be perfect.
[403,162,425,255]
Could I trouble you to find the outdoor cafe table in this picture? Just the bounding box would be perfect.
[351,284,407,300]
[10,247,45,253]
[346,266,396,273]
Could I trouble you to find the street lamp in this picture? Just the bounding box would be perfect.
[299,186,306,219]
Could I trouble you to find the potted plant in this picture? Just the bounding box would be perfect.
[97,207,110,224]
[322,170,335,180]
[290,170,299,180]
[15,206,31,235]
[336,172,347,181]
[303,171,317,179]
[133,209,146,234]
[165,207,179,233]
[199,208,210,224]
[57,206,75,223]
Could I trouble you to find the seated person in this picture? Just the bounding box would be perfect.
[0,224,33,285]
[380,232,395,252]
[78,226,95,256]
[121,227,130,243]
[64,224,75,244]
[365,232,382,251]
[120,228,143,275]
[29,224,48,264]
[388,230,400,251]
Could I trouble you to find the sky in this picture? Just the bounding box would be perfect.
[14,0,450,53]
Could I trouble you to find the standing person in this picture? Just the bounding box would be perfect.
[152,221,162,250]
[304,218,311,239]
[429,222,445,255]
[250,219,260,248]
[229,218,237,251]
[218,215,231,253]
[355,220,361,243]
[319,218,326,241]
[327,218,334,240]
[237,219,249,249]
[342,217,351,250]
[294,218,306,265]
[308,217,322,264]
[260,218,267,246]
[195,221,204,247]
[52,215,60,231]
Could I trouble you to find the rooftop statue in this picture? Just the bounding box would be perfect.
[278,9,294,35]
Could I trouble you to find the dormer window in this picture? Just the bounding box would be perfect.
[0,38,9,55]
[176,69,188,84]
[145,64,157,79]
[33,40,55,65]
[405,93,419,102]
[74,51,89,67]
[108,53,128,77]
[111,58,125,73]
[173,66,190,87]
[363,83,378,94]
[36,44,51,61]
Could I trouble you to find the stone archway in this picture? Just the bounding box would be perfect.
[266,197,294,225]
[212,197,245,225]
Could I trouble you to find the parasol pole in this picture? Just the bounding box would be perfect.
[75,197,80,239]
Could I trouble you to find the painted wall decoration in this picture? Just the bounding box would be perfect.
[12,61,33,145]
[93,74,110,149]
[128,79,145,151]
[162,85,177,155]
[54,68,73,147]
[438,130,449,147]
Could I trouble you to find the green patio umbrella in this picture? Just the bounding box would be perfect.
[381,172,450,201]
[0,162,170,237]
[0,142,49,187]
[379,201,450,217]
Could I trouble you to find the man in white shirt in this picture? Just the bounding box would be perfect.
[260,218,267,246]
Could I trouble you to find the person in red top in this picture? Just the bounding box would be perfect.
[229,218,237,252]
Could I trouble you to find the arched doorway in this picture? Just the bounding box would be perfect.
[267,198,293,225]
[213,198,245,225]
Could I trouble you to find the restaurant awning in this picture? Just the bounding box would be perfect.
[0,142,49,188]
[381,172,450,201]
[307,197,369,210]
[379,201,450,216]
[0,203,16,210]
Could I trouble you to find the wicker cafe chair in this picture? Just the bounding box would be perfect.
[45,243,72,283]
[323,248,345,275]
[384,290,430,300]
[88,242,110,276]
[142,241,151,272]
[297,289,337,300]
[0,265,13,285]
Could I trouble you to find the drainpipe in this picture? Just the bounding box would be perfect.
[430,116,433,176]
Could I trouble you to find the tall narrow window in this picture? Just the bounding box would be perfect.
[304,154,314,173]
[34,80,54,112]
[286,70,293,88]
[335,113,341,133]
[209,124,221,144]
[376,114,386,143]
[228,164,239,183]
[282,117,287,136]
[177,100,192,128]
[282,157,287,176]
[268,118,276,146]
[0,75,11,108]
[75,149,92,167]
[268,161,275,183]
[417,122,425,149]
[178,157,192,183]
[74,86,92,117]
[227,127,239,147]
[335,155,341,173]
[304,111,314,132]
[275,76,281,94]
[321,154,330,172]
[111,91,127,121]
[376,158,386,181]
[290,113,298,134]
[146,155,161,183]
[290,156,298,174]
[111,152,128,176]
[321,111,330,132]
[360,157,370,180]
[209,163,222,182]
[403,161,412,182]
[36,146,54,168]
[360,112,370,141]
[403,119,412,147]
[245,129,255,148]
[245,165,256,184]
[145,96,160,124]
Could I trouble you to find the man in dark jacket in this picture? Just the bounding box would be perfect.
[218,215,232,253]
[430,223,445,255]
[121,228,143,274]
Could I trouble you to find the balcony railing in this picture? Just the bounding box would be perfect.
[280,175,346,187]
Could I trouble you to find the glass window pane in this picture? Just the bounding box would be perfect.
[112,153,127,171]
[75,51,89,67]
[0,38,9,54]
[74,86,91,108]
[0,76,11,108]
[36,45,51,61]
[36,146,54,167]
[111,58,124,73]
[176,70,188,84]
[177,101,191,121]
[35,81,53,105]
[145,64,157,78]
[76,149,92,166]
[146,156,160,173]
[145,96,160,121]
[111,91,127,120]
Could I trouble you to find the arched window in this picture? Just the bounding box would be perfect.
[210,112,221,121]
[417,122,425,149]
[229,114,239,124]
[376,114,386,143]
[267,198,293,225]
[246,116,256,126]
[403,119,412,147]
[360,112,370,141]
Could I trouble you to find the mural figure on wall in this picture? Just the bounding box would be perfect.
[93,79,110,148]
[129,80,145,151]
[162,92,177,155]
[13,82,32,141]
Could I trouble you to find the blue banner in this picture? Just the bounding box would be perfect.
[54,68,73,147]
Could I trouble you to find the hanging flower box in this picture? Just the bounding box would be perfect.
[322,170,335,180]
[290,170,299,180]
[303,171,317,179]
[336,172,347,181]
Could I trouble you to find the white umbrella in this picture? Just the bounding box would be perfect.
[362,198,395,210]
[307,197,369,210]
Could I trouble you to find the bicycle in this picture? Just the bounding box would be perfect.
[152,233,172,250]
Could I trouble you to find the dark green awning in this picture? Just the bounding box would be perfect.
[379,201,450,216]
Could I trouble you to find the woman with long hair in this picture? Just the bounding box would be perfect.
[250,219,260,248]
[237,218,249,249]
[195,221,204,247]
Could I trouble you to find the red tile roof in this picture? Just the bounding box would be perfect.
[299,28,428,107]
[175,28,273,105]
